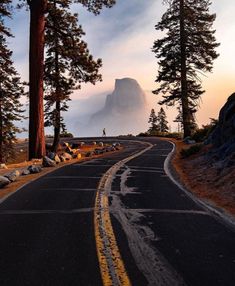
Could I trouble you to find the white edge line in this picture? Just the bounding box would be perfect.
[0,140,149,206]
[0,157,99,205]
[164,140,235,232]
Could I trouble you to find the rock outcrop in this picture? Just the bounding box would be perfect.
[0,176,10,188]
[208,93,235,147]
[206,93,235,169]
[89,78,148,135]
[4,170,21,182]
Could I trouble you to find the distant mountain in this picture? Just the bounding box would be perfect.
[88,78,148,136]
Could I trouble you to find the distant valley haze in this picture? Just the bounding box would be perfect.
[63,78,153,137]
[7,0,235,137]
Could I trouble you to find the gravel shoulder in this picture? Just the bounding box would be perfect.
[164,138,235,220]
[0,145,122,202]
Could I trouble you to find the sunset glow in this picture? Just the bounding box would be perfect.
[7,0,235,133]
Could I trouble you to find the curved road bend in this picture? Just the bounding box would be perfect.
[0,138,234,285]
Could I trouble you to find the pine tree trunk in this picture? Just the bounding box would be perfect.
[51,13,61,153]
[0,87,3,163]
[180,0,192,138]
[28,0,47,159]
[52,100,61,152]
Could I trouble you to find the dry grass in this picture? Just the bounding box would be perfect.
[165,138,235,218]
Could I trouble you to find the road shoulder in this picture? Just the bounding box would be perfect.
[163,138,235,230]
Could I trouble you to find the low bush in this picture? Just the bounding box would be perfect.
[180,144,203,158]
[60,132,74,138]
[192,119,218,142]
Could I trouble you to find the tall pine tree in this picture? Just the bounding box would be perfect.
[0,1,24,163]
[157,107,169,132]
[153,0,219,137]
[148,108,159,133]
[44,0,102,152]
[18,0,116,159]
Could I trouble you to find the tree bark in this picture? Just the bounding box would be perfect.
[28,0,47,159]
[51,5,61,153]
[180,0,192,138]
[52,100,61,152]
[0,86,3,163]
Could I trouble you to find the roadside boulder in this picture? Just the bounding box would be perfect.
[21,169,31,176]
[4,170,21,182]
[54,154,61,163]
[59,155,66,162]
[0,163,8,169]
[47,152,56,160]
[0,176,10,188]
[183,136,196,145]
[28,165,42,174]
[60,152,72,161]
[72,153,82,159]
[85,151,93,157]
[42,156,57,167]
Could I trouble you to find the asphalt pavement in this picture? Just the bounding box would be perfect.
[0,138,235,286]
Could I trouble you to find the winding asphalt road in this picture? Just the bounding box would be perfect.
[0,138,235,285]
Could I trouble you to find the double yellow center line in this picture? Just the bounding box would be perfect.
[94,142,153,286]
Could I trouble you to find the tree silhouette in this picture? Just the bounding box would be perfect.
[148,109,159,133]
[0,1,25,162]
[157,107,169,132]
[153,0,219,137]
[44,0,102,152]
[21,0,116,159]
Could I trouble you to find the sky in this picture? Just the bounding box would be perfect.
[5,0,235,134]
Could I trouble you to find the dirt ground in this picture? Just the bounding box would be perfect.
[169,138,235,218]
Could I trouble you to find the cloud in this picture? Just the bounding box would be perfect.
[5,0,235,135]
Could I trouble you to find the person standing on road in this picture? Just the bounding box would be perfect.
[102,128,106,137]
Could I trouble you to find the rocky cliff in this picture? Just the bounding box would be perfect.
[88,78,148,135]
[207,93,235,166]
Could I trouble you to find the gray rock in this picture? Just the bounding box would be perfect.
[0,176,10,188]
[94,149,103,155]
[0,163,8,169]
[85,151,93,157]
[208,93,235,148]
[47,152,56,160]
[4,170,21,182]
[42,156,56,167]
[59,155,66,162]
[62,142,70,148]
[113,142,121,147]
[54,154,61,163]
[61,152,72,161]
[21,169,31,176]
[28,165,42,174]
[183,136,196,144]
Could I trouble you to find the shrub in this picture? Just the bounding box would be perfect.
[60,132,74,138]
[180,144,203,158]
[192,118,218,142]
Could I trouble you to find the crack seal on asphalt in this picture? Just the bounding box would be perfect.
[94,142,153,286]
[98,141,186,286]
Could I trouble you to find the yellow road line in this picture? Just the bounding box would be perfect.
[94,142,153,286]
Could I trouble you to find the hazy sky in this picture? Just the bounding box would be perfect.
[6,0,235,131]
